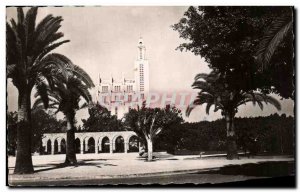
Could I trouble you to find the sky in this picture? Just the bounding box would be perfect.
[6,6,294,124]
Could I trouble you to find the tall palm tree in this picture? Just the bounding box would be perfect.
[186,71,281,159]
[6,7,71,173]
[33,65,94,165]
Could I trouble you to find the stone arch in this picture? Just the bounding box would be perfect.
[112,134,123,150]
[125,133,136,143]
[41,131,138,155]
[54,139,59,154]
[82,136,93,153]
[54,136,65,154]
[47,139,52,154]
[128,135,139,152]
[60,138,66,154]
[87,137,95,153]
[114,135,125,153]
[101,136,110,153]
[75,137,81,154]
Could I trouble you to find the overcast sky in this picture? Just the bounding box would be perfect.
[6,6,294,124]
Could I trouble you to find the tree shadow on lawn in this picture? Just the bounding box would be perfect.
[32,159,117,173]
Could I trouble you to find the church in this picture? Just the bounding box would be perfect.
[41,38,150,155]
[96,37,150,118]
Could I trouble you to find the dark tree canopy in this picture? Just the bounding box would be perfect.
[172,6,294,99]
[82,103,124,132]
[156,113,294,155]
[7,109,66,155]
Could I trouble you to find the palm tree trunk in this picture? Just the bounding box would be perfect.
[147,139,153,161]
[14,91,34,174]
[64,112,77,165]
[225,114,238,160]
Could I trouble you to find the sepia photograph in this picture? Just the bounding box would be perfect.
[5,4,295,187]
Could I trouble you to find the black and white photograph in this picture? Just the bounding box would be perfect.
[5,2,296,188]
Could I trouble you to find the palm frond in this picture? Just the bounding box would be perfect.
[7,19,23,66]
[79,102,89,110]
[24,7,38,50]
[264,95,282,110]
[192,80,209,90]
[68,77,92,103]
[34,15,63,43]
[186,97,206,117]
[256,16,293,69]
[35,76,49,109]
[32,97,45,110]
[17,7,24,26]
[32,53,72,79]
[186,103,196,117]
[256,100,264,110]
[205,102,213,115]
[238,92,281,111]
[194,73,208,81]
[69,65,95,88]
[35,40,70,62]
[6,22,18,64]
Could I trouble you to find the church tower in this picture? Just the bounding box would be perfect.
[134,37,150,100]
[97,37,150,118]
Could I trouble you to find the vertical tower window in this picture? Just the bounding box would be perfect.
[114,86,121,92]
[140,48,143,59]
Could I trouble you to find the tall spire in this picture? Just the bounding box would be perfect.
[110,73,113,85]
[122,72,125,84]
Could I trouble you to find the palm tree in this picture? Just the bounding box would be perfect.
[33,65,94,165]
[186,71,281,159]
[7,7,71,173]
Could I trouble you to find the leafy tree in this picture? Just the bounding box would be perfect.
[7,109,65,155]
[155,120,227,153]
[172,6,294,99]
[7,7,72,173]
[82,103,124,132]
[123,104,183,161]
[186,71,281,159]
[160,114,294,156]
[33,67,94,165]
[31,109,65,153]
[235,114,294,155]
